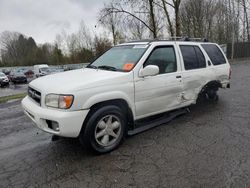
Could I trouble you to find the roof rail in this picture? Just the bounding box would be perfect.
[121,37,209,45]
[170,36,209,42]
[125,39,155,43]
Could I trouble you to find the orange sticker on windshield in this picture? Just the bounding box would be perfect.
[123,63,134,71]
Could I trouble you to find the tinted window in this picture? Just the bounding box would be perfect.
[180,46,198,70]
[144,46,177,74]
[194,46,206,68]
[180,45,206,70]
[201,44,226,65]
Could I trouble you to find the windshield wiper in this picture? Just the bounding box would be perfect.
[97,65,117,71]
[86,64,98,69]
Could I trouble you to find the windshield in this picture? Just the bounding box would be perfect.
[0,73,5,77]
[40,67,50,73]
[16,69,25,73]
[88,44,149,72]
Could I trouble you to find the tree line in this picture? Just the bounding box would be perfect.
[99,0,249,44]
[0,23,112,67]
[0,0,249,67]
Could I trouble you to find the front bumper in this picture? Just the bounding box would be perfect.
[0,80,9,86]
[22,96,89,137]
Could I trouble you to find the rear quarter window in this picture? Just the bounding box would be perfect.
[180,45,206,70]
[201,44,226,65]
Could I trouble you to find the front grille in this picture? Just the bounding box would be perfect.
[28,87,41,105]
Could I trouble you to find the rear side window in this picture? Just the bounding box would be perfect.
[180,45,206,70]
[201,44,226,65]
[194,46,206,68]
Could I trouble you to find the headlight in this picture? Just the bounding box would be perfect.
[45,94,74,109]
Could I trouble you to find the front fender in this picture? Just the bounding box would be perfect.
[81,91,135,116]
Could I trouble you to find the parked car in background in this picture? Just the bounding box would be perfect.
[9,71,27,84]
[63,63,85,71]
[2,69,11,76]
[0,72,9,87]
[48,67,64,74]
[34,64,49,77]
[24,69,34,78]
[15,68,34,78]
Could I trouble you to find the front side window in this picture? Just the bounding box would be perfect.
[180,45,206,70]
[88,44,149,72]
[144,46,177,74]
[201,44,226,65]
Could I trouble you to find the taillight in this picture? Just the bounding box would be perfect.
[229,68,232,79]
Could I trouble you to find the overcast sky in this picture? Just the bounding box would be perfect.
[0,0,106,44]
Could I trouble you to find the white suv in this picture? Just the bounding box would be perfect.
[22,40,231,153]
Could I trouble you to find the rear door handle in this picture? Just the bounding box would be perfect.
[176,75,182,78]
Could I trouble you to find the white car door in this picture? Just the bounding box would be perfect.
[178,44,216,102]
[134,45,183,119]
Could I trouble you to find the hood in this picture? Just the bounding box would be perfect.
[0,75,8,79]
[29,68,129,93]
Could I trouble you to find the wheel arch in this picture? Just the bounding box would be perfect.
[196,80,222,102]
[80,98,135,137]
[201,80,222,91]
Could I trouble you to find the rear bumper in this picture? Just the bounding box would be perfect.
[13,78,27,83]
[221,81,230,89]
[22,96,89,137]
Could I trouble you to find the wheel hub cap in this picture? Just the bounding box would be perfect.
[94,115,121,147]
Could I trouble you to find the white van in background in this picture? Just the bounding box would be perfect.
[33,64,49,78]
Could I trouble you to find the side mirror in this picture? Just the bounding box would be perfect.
[139,65,159,77]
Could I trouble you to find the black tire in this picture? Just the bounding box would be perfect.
[206,89,219,102]
[79,105,126,154]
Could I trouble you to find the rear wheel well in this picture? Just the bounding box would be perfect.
[197,80,221,102]
[80,99,134,136]
[200,80,221,93]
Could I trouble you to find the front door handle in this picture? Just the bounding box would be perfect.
[176,75,182,78]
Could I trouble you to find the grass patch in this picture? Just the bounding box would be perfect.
[0,93,27,104]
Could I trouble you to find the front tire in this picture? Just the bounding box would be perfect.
[79,105,126,154]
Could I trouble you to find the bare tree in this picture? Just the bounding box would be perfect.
[99,1,159,39]
[242,0,250,41]
[99,7,122,45]
[94,35,112,57]
[161,0,174,36]
[0,31,20,65]
[127,19,146,39]
[77,20,93,50]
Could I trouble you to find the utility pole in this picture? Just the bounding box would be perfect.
[231,29,235,60]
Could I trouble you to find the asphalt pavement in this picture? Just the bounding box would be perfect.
[0,60,250,188]
[0,83,28,97]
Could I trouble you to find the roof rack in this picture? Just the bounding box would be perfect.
[170,36,209,42]
[122,37,209,45]
[125,39,155,43]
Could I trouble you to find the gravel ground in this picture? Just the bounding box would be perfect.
[0,60,250,188]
